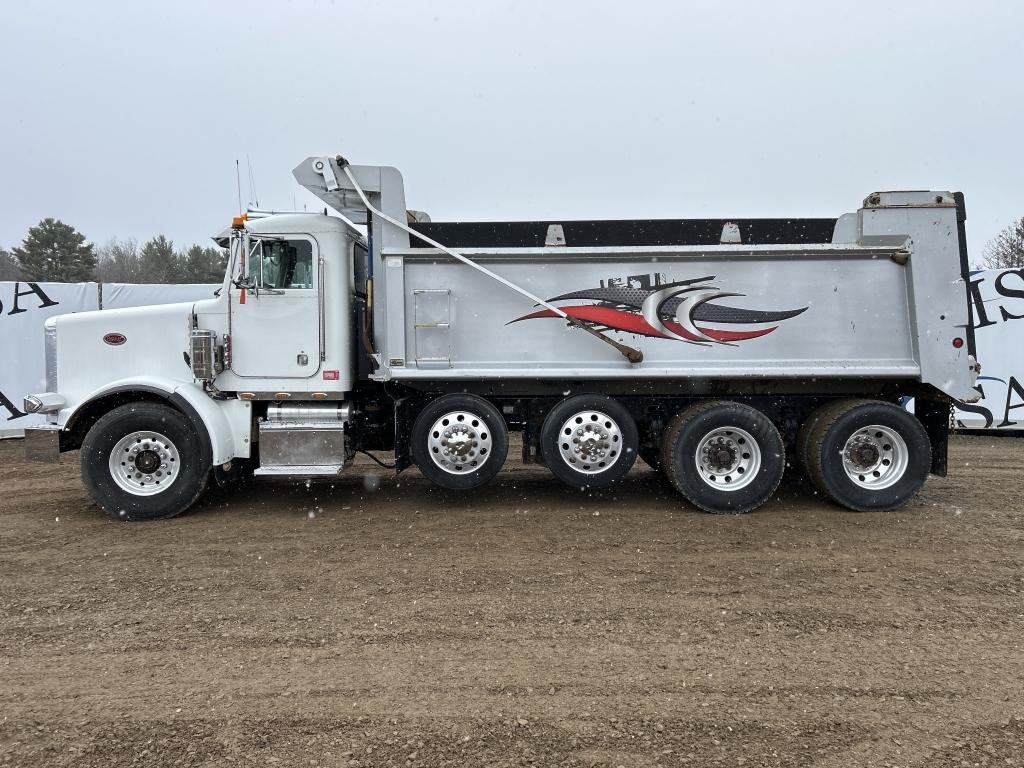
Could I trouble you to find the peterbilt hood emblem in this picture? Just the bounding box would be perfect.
[511,276,807,345]
[103,333,127,346]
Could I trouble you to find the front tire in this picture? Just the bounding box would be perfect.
[80,402,210,521]
[410,394,509,491]
[660,401,785,514]
[804,399,930,512]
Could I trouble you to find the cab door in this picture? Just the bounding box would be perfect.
[229,235,322,378]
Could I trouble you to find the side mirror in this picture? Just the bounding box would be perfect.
[231,231,257,290]
[242,232,253,281]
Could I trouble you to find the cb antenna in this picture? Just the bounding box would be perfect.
[247,154,259,208]
[235,159,242,215]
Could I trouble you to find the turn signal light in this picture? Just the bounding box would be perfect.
[952,337,964,348]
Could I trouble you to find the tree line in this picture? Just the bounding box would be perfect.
[0,218,227,284]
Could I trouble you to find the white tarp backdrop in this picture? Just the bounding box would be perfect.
[102,282,219,310]
[1,282,99,437]
[0,281,218,438]
[953,268,1024,431]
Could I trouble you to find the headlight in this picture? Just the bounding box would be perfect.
[22,392,65,414]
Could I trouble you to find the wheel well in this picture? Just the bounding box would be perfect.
[62,390,189,452]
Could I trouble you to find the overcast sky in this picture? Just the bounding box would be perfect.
[2,1,1021,264]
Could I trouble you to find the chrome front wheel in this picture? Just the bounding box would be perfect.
[81,402,209,521]
[108,430,181,496]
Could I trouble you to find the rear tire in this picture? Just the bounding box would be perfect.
[660,401,785,514]
[540,394,638,490]
[805,399,930,512]
[797,399,844,480]
[80,402,209,521]
[411,394,509,491]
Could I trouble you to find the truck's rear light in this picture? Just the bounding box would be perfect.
[323,370,340,380]
[952,337,964,348]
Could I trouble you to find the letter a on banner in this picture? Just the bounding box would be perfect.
[5,282,59,316]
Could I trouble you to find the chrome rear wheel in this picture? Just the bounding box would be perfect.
[841,425,909,490]
[411,394,508,491]
[541,395,638,491]
[694,426,762,492]
[426,411,494,475]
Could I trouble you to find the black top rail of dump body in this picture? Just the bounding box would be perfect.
[408,218,839,249]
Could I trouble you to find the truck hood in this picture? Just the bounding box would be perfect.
[52,301,198,406]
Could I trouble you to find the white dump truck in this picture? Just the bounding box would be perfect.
[24,155,979,520]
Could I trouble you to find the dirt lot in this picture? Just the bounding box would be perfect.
[0,435,1022,767]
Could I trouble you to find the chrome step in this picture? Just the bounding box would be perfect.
[253,464,346,477]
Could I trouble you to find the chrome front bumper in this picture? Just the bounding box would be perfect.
[24,427,60,462]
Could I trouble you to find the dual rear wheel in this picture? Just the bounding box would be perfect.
[798,399,931,512]
[660,401,786,514]
[657,398,930,513]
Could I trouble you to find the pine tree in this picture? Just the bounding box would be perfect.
[138,235,180,283]
[12,219,96,282]
[180,244,228,283]
[0,247,20,280]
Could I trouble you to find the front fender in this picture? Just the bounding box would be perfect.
[65,377,251,466]
[170,383,252,464]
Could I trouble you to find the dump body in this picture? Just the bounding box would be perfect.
[385,244,922,380]
[366,199,975,402]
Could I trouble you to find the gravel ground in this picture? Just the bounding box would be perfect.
[0,435,1022,767]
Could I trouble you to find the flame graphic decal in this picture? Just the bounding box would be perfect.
[510,277,807,346]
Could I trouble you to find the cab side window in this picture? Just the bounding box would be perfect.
[256,239,314,289]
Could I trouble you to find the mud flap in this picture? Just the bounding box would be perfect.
[915,394,950,477]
